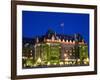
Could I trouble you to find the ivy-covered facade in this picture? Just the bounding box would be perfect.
[22,30,89,68]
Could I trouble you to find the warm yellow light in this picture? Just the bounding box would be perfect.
[54,63,57,65]
[62,39,65,42]
[83,58,89,64]
[70,40,72,43]
[73,61,76,64]
[60,62,64,65]
[70,53,72,56]
[65,58,68,61]
[59,39,61,42]
[73,40,75,44]
[65,61,68,64]
[30,57,33,59]
[46,43,50,45]
[37,57,41,63]
[69,61,72,64]
[83,59,87,64]
[33,64,37,67]
[86,58,89,62]
[64,54,67,57]
[47,39,50,42]
[47,62,50,66]
[77,59,80,62]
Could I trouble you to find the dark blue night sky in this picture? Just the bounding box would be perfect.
[22,11,89,45]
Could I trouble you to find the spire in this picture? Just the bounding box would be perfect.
[36,37,39,43]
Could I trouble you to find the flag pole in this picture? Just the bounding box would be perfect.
[61,23,64,34]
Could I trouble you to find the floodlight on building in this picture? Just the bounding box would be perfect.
[66,40,68,43]
[30,50,32,53]
[84,58,89,64]
[65,58,68,61]
[60,62,64,65]
[86,58,89,62]
[64,54,67,57]
[70,61,72,64]
[70,40,72,44]
[33,64,37,67]
[58,39,61,42]
[37,44,40,46]
[62,39,65,42]
[22,56,27,59]
[65,61,68,65]
[77,59,80,62]
[46,43,50,45]
[84,61,87,64]
[46,39,49,42]
[73,61,76,64]
[37,57,42,63]
[30,53,32,56]
[70,53,72,56]
[51,35,55,41]
[54,63,57,65]
[73,40,75,44]
[30,57,33,59]
[47,62,50,66]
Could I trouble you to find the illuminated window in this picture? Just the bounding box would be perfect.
[73,50,75,52]
[66,50,68,52]
[64,53,67,57]
[69,53,72,56]
[69,50,72,52]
